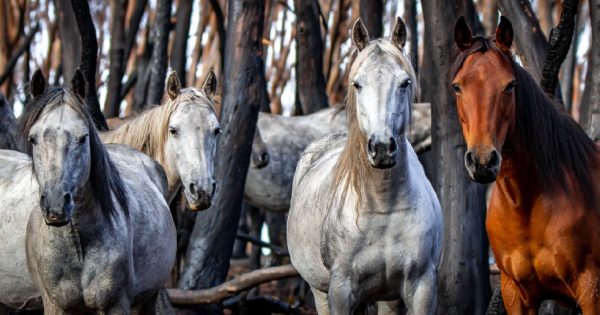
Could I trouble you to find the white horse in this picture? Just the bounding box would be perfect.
[287,18,442,314]
[0,70,175,313]
[101,71,220,210]
[245,103,431,213]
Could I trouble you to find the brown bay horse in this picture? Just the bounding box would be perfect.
[452,17,600,314]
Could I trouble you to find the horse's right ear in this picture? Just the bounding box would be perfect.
[454,16,473,51]
[352,18,370,51]
[166,71,181,100]
[70,68,86,98]
[495,16,513,53]
[30,69,47,98]
[202,70,217,97]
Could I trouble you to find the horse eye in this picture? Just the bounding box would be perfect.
[214,127,222,136]
[504,81,517,93]
[169,127,179,136]
[353,81,362,90]
[78,135,88,144]
[28,136,37,145]
[400,79,412,88]
[452,84,461,94]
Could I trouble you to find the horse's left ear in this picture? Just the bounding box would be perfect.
[391,17,407,49]
[495,16,513,53]
[166,71,181,100]
[454,16,473,51]
[352,18,370,51]
[70,68,86,99]
[30,69,47,98]
[202,70,217,97]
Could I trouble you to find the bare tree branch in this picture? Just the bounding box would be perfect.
[0,23,39,86]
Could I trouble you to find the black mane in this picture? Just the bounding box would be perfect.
[452,37,598,208]
[20,87,129,220]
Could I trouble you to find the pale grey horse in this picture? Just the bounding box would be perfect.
[0,70,176,313]
[287,18,442,314]
[245,103,431,213]
[101,71,220,210]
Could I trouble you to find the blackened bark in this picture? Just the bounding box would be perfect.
[540,0,579,97]
[178,0,265,312]
[498,0,549,83]
[55,0,81,82]
[561,9,581,112]
[104,0,128,118]
[146,0,173,106]
[294,0,328,114]
[582,0,600,140]
[208,0,226,71]
[171,0,193,87]
[420,2,490,314]
[359,0,383,38]
[70,0,108,131]
[133,28,153,110]
[0,23,39,86]
[404,0,418,75]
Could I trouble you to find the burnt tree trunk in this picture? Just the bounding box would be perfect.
[404,0,418,75]
[421,2,490,314]
[146,0,172,106]
[124,0,148,65]
[359,0,383,38]
[70,0,108,131]
[582,0,600,140]
[540,0,579,97]
[208,0,226,71]
[171,0,193,87]
[294,0,328,114]
[55,0,81,82]
[104,0,128,118]
[178,0,265,313]
[561,6,582,112]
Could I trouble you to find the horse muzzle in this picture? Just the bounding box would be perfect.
[252,151,270,169]
[367,135,398,169]
[186,180,216,211]
[41,191,74,227]
[464,147,501,184]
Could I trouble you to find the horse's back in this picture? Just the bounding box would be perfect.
[106,144,176,299]
[287,132,347,291]
[0,150,42,309]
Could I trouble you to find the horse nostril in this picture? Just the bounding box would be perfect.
[63,193,72,204]
[189,183,198,196]
[388,137,397,154]
[261,153,269,163]
[211,181,217,194]
[489,150,500,167]
[367,138,374,155]
[465,151,475,167]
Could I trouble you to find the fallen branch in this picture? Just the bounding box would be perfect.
[167,264,298,305]
[236,233,289,256]
[0,23,40,85]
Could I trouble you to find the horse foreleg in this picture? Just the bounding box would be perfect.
[311,286,330,315]
[328,270,358,315]
[403,265,436,315]
[573,269,600,315]
[377,300,402,315]
[101,294,131,315]
[500,273,537,315]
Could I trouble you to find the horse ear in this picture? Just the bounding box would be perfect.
[166,71,181,100]
[70,68,86,98]
[30,69,47,98]
[454,16,473,51]
[202,70,217,97]
[495,16,513,53]
[391,17,407,49]
[352,18,370,51]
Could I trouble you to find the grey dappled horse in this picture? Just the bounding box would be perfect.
[287,18,442,314]
[0,69,175,313]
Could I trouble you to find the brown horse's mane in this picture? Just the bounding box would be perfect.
[20,87,129,220]
[452,37,599,208]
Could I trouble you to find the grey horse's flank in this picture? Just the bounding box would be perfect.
[0,69,176,313]
[287,18,442,314]
[100,71,220,211]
